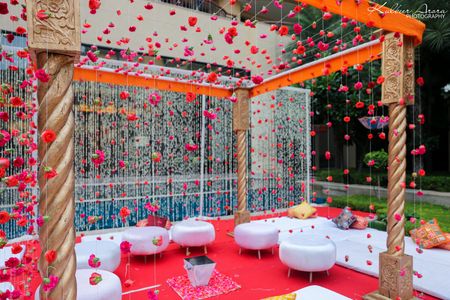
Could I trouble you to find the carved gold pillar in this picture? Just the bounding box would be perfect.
[232,89,251,227]
[364,33,416,300]
[26,1,80,299]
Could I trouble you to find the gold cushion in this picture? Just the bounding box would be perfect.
[291,202,316,219]
[262,293,297,300]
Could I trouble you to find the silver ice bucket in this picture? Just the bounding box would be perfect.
[184,255,216,287]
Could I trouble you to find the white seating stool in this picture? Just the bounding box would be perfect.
[75,240,120,272]
[35,269,122,300]
[234,222,278,259]
[172,220,215,256]
[122,226,169,255]
[279,234,336,282]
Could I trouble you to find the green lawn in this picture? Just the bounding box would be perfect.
[315,168,450,192]
[329,195,450,234]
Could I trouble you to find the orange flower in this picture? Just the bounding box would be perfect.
[278,25,289,36]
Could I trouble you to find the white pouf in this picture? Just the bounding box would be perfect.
[76,240,121,272]
[172,220,215,255]
[234,222,278,259]
[279,234,336,282]
[122,226,169,255]
[35,269,121,300]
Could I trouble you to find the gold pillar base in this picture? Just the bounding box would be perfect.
[363,291,419,300]
[363,252,414,300]
[234,210,250,227]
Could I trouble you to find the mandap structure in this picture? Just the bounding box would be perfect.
[0,0,426,299]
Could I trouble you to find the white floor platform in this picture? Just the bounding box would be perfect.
[254,217,450,299]
[293,285,351,300]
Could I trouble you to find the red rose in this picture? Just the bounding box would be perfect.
[45,250,57,264]
[0,2,9,15]
[35,69,50,82]
[11,244,22,254]
[416,77,424,86]
[188,16,197,27]
[89,0,101,10]
[41,129,56,143]
[6,176,18,187]
[355,101,365,109]
[186,92,196,103]
[0,211,10,224]
[206,72,218,83]
[9,97,22,108]
[15,26,26,35]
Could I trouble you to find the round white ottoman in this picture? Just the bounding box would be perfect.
[75,240,120,272]
[234,223,278,259]
[122,226,169,256]
[172,220,215,256]
[35,269,121,300]
[279,234,336,282]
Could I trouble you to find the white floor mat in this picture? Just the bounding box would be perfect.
[293,285,351,300]
[261,217,450,299]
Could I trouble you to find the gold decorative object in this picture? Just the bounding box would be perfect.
[232,89,251,228]
[27,1,80,299]
[364,32,415,300]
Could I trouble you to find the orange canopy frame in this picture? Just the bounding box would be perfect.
[73,67,234,99]
[74,40,381,99]
[73,0,424,99]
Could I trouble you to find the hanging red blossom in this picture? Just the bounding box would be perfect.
[35,69,50,82]
[89,272,102,285]
[41,129,56,143]
[45,250,57,264]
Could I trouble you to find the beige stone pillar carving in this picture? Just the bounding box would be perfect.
[232,89,251,227]
[364,32,416,300]
[26,1,80,299]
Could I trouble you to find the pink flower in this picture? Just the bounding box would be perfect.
[185,143,199,152]
[354,81,363,90]
[91,150,105,166]
[148,92,161,107]
[145,202,160,213]
[88,254,101,268]
[35,69,50,82]
[89,272,102,285]
[293,23,302,35]
[119,160,127,169]
[252,76,264,85]
[183,46,194,57]
[42,275,59,292]
[203,110,217,120]
[120,241,132,254]
[148,289,159,300]
[224,33,233,44]
[0,130,11,147]
[86,50,99,63]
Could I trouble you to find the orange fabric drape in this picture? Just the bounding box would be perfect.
[73,68,234,99]
[250,41,382,97]
[297,0,425,44]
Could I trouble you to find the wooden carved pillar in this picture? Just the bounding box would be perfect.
[364,33,415,300]
[26,1,80,299]
[233,89,251,227]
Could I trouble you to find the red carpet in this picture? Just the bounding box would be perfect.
[19,207,436,299]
